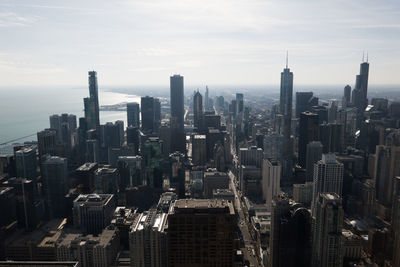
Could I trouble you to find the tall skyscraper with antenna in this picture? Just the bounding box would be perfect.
[84,71,100,130]
[279,52,294,180]
[351,54,370,115]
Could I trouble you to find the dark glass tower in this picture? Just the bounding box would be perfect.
[351,59,369,112]
[170,75,185,153]
[193,90,203,131]
[295,92,314,118]
[127,102,140,127]
[298,111,319,168]
[84,71,100,130]
[141,96,155,133]
[279,56,294,179]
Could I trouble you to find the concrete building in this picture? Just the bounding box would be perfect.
[203,171,230,199]
[73,194,115,235]
[293,182,313,207]
[311,193,343,267]
[262,159,281,211]
[239,146,263,168]
[57,228,119,267]
[192,135,206,166]
[167,199,235,267]
[312,154,344,215]
[129,210,167,267]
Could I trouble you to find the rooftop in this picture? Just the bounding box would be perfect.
[171,199,234,215]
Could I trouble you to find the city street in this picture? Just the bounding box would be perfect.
[229,170,262,267]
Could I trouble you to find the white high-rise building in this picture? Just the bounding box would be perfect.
[262,159,281,211]
[311,193,343,267]
[129,209,168,267]
[312,154,344,215]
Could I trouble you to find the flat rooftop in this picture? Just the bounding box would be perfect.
[171,199,234,215]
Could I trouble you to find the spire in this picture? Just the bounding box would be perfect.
[366,52,368,63]
[362,51,365,62]
[286,51,288,68]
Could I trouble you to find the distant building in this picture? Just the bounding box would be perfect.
[129,209,168,267]
[295,92,315,118]
[94,166,118,194]
[127,102,140,127]
[84,71,100,130]
[15,147,38,195]
[167,199,235,267]
[343,85,351,108]
[239,146,263,167]
[75,162,98,194]
[73,193,115,235]
[193,91,203,132]
[170,75,186,153]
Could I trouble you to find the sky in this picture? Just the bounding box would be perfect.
[0,0,399,87]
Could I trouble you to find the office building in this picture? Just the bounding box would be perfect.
[94,166,118,194]
[239,146,263,168]
[127,102,140,127]
[343,85,351,108]
[167,199,235,267]
[2,178,37,230]
[262,159,281,211]
[141,96,158,133]
[84,71,100,130]
[37,129,57,159]
[126,126,140,154]
[351,59,370,114]
[293,182,313,207]
[117,156,143,191]
[57,228,119,267]
[129,209,168,267]
[312,154,344,215]
[15,147,38,195]
[75,162,98,194]
[193,90,203,132]
[269,196,311,267]
[192,135,206,166]
[0,187,17,228]
[203,171,230,198]
[319,123,344,153]
[263,132,284,162]
[103,122,123,148]
[170,75,185,153]
[41,156,68,218]
[311,193,343,267]
[296,92,315,118]
[305,141,323,182]
[393,177,400,267]
[298,111,319,168]
[73,193,115,235]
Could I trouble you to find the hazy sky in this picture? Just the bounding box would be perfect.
[0,0,399,87]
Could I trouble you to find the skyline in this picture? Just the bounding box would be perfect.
[0,0,399,86]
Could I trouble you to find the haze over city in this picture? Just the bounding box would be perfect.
[0,0,399,86]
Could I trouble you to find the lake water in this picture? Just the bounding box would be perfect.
[0,87,141,146]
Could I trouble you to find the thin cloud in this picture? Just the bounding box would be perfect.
[352,24,400,29]
[0,12,40,27]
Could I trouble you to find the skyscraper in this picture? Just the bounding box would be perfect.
[343,85,351,108]
[37,129,57,159]
[279,55,294,179]
[127,102,140,127]
[269,196,312,267]
[295,92,314,118]
[392,177,400,267]
[170,75,185,153]
[298,111,319,168]
[167,199,235,267]
[193,90,203,131]
[236,93,244,115]
[141,96,156,133]
[84,71,100,130]
[305,141,323,182]
[351,59,369,110]
[262,159,281,210]
[15,147,38,195]
[129,209,168,267]
[41,156,68,218]
[311,193,343,267]
[312,154,344,215]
